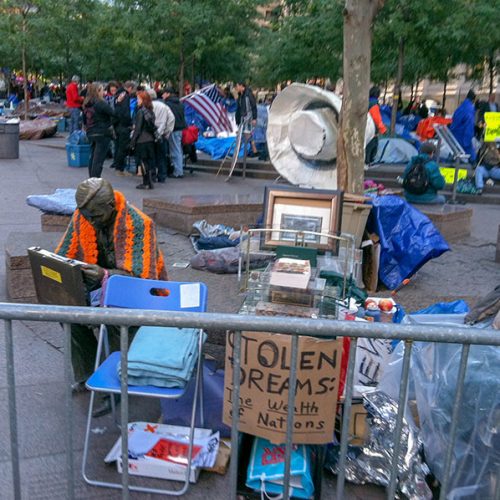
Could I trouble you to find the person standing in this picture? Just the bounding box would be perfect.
[235,81,258,156]
[66,75,83,134]
[112,85,133,174]
[130,90,156,189]
[450,89,477,162]
[148,89,175,183]
[365,86,387,165]
[161,87,186,178]
[82,83,116,178]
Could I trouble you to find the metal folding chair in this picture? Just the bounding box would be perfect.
[82,275,208,495]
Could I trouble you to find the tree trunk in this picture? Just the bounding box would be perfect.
[383,79,388,104]
[390,36,404,135]
[337,0,385,194]
[191,55,195,92]
[442,75,448,113]
[22,15,29,120]
[488,51,494,96]
[410,82,414,102]
[178,47,185,98]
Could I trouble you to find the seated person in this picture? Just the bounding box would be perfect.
[403,141,446,205]
[55,178,167,414]
[475,141,500,195]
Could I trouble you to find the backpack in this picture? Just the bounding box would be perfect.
[403,157,430,195]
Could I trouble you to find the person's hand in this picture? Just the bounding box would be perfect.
[116,91,126,103]
[81,264,105,283]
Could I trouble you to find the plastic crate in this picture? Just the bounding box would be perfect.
[66,143,90,168]
[0,121,20,159]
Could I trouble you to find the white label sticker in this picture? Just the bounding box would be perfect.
[180,283,200,309]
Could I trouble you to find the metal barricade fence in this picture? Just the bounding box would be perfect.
[1,302,499,500]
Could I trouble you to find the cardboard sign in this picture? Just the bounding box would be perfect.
[223,331,343,444]
[484,112,500,142]
[439,167,468,184]
[353,338,394,395]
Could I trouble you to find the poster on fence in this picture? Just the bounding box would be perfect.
[223,331,343,444]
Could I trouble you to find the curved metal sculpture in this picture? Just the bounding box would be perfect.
[267,83,376,189]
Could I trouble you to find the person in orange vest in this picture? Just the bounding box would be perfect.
[365,86,387,165]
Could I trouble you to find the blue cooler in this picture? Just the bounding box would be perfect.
[66,143,91,168]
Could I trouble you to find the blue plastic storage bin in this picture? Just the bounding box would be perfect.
[66,143,90,168]
[57,117,66,133]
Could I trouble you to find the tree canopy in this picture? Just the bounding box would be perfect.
[0,0,498,93]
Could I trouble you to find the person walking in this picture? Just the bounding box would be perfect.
[148,89,175,183]
[82,83,117,178]
[161,87,186,178]
[450,89,477,163]
[130,90,156,189]
[66,75,83,134]
[235,81,258,157]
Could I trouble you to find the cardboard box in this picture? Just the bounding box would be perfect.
[337,398,369,446]
[224,332,343,444]
[104,422,212,483]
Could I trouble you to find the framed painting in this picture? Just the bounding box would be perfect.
[262,185,343,252]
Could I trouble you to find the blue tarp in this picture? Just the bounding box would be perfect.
[195,135,249,160]
[367,195,450,290]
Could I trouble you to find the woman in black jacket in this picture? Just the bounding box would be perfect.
[130,90,156,189]
[82,83,116,178]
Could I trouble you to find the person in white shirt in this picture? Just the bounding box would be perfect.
[147,89,175,183]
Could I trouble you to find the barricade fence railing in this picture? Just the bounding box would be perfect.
[1,302,498,500]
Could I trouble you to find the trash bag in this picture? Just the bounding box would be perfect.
[411,341,500,499]
[366,195,450,290]
[66,130,89,145]
[190,246,272,274]
[415,299,469,315]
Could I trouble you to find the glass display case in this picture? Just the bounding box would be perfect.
[238,228,356,320]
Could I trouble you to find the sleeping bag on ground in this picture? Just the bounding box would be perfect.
[366,195,450,290]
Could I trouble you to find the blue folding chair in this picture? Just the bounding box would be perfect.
[82,275,208,495]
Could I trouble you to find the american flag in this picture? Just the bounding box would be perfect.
[182,84,233,134]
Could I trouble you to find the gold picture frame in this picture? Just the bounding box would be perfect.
[262,186,343,252]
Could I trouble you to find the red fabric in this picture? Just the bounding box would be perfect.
[182,125,199,145]
[65,82,82,108]
[416,116,452,140]
[369,105,387,135]
[338,337,351,400]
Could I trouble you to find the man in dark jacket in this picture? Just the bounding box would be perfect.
[111,86,133,174]
[235,81,258,157]
[161,87,187,178]
[235,81,257,130]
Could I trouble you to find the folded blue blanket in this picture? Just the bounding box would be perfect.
[117,326,206,388]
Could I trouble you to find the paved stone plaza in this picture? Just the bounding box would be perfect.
[0,135,498,499]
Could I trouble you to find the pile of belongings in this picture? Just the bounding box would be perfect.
[19,118,57,140]
[117,326,206,388]
[189,219,273,274]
